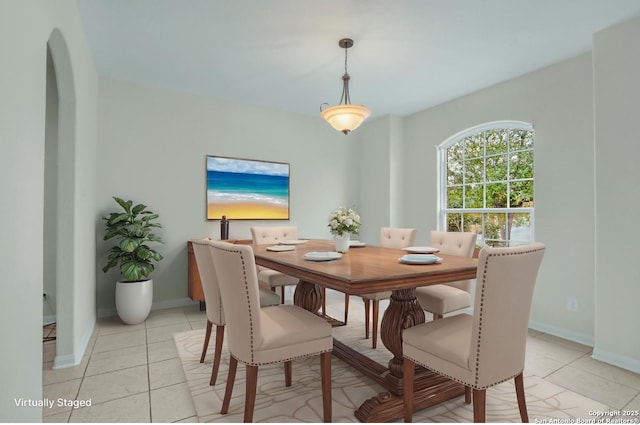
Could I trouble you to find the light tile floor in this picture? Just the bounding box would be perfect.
[43,288,640,422]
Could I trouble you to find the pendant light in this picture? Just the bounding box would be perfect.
[320,38,371,135]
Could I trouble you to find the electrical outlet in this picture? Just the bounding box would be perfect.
[566,297,578,312]
[43,292,48,301]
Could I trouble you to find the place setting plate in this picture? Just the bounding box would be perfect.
[349,240,367,247]
[267,245,296,252]
[403,246,440,254]
[304,251,343,262]
[279,240,308,245]
[399,254,442,265]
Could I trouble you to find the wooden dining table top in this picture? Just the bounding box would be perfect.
[250,239,478,295]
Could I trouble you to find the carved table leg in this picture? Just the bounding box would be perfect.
[380,288,425,377]
[293,280,322,314]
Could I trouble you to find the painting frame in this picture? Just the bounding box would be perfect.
[206,155,290,220]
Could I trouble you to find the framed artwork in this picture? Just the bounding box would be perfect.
[206,155,290,220]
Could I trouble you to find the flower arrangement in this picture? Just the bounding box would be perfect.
[328,206,361,236]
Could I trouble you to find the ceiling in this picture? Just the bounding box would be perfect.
[76,0,640,118]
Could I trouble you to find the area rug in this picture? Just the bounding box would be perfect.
[175,310,609,422]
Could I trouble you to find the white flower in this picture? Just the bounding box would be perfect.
[328,205,361,236]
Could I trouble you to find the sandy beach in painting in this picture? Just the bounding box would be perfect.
[208,201,288,220]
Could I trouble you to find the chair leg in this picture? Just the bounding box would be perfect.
[244,364,259,423]
[209,325,224,385]
[514,372,529,422]
[221,356,238,414]
[343,293,350,325]
[372,300,380,349]
[284,360,292,387]
[321,287,326,315]
[200,320,212,363]
[403,357,415,422]
[472,388,486,423]
[320,351,332,422]
[433,313,442,320]
[363,298,370,339]
[465,386,472,404]
[281,287,286,304]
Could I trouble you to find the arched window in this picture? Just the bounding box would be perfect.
[438,121,534,247]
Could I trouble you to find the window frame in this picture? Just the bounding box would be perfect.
[437,121,535,247]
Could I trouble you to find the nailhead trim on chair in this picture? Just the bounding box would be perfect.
[217,243,332,367]
[406,244,544,391]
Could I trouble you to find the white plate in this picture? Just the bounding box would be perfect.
[304,251,342,261]
[350,240,367,247]
[403,246,440,254]
[279,239,308,245]
[399,254,442,265]
[267,245,295,252]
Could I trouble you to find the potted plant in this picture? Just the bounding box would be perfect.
[102,197,164,324]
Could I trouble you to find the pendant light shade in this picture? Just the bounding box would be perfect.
[320,38,371,135]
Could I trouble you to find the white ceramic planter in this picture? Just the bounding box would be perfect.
[115,279,153,325]
[334,233,350,253]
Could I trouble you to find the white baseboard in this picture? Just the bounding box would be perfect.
[592,348,640,374]
[98,297,198,318]
[528,319,595,347]
[53,318,96,370]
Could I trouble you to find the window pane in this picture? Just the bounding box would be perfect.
[508,212,532,244]
[486,182,507,207]
[509,150,533,179]
[464,134,483,159]
[486,154,507,182]
[509,180,534,207]
[447,158,463,185]
[464,184,483,208]
[463,213,482,234]
[465,157,484,183]
[446,213,462,232]
[447,186,463,208]
[485,129,507,156]
[484,213,507,246]
[510,129,533,151]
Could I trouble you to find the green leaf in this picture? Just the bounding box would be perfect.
[132,203,147,215]
[119,237,139,253]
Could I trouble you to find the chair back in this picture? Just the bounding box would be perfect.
[430,230,478,292]
[470,243,545,388]
[208,240,264,364]
[251,226,298,245]
[379,227,417,249]
[191,238,225,326]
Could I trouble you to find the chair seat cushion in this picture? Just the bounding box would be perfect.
[258,268,299,288]
[403,314,474,383]
[415,284,471,315]
[361,291,391,301]
[251,305,333,365]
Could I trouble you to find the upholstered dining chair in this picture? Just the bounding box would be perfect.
[403,243,545,423]
[208,240,333,423]
[349,227,417,349]
[190,238,280,386]
[414,230,477,320]
[250,226,300,304]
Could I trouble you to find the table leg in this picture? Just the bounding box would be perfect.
[294,281,346,326]
[380,288,425,377]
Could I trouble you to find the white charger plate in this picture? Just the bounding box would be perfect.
[304,251,342,261]
[349,240,367,247]
[399,254,442,265]
[279,240,308,245]
[267,245,295,252]
[403,246,440,254]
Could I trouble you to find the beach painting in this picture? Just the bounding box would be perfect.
[206,156,290,220]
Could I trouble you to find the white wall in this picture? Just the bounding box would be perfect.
[400,53,597,345]
[0,0,98,421]
[593,18,640,372]
[95,79,360,313]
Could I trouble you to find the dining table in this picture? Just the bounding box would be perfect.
[251,239,478,422]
